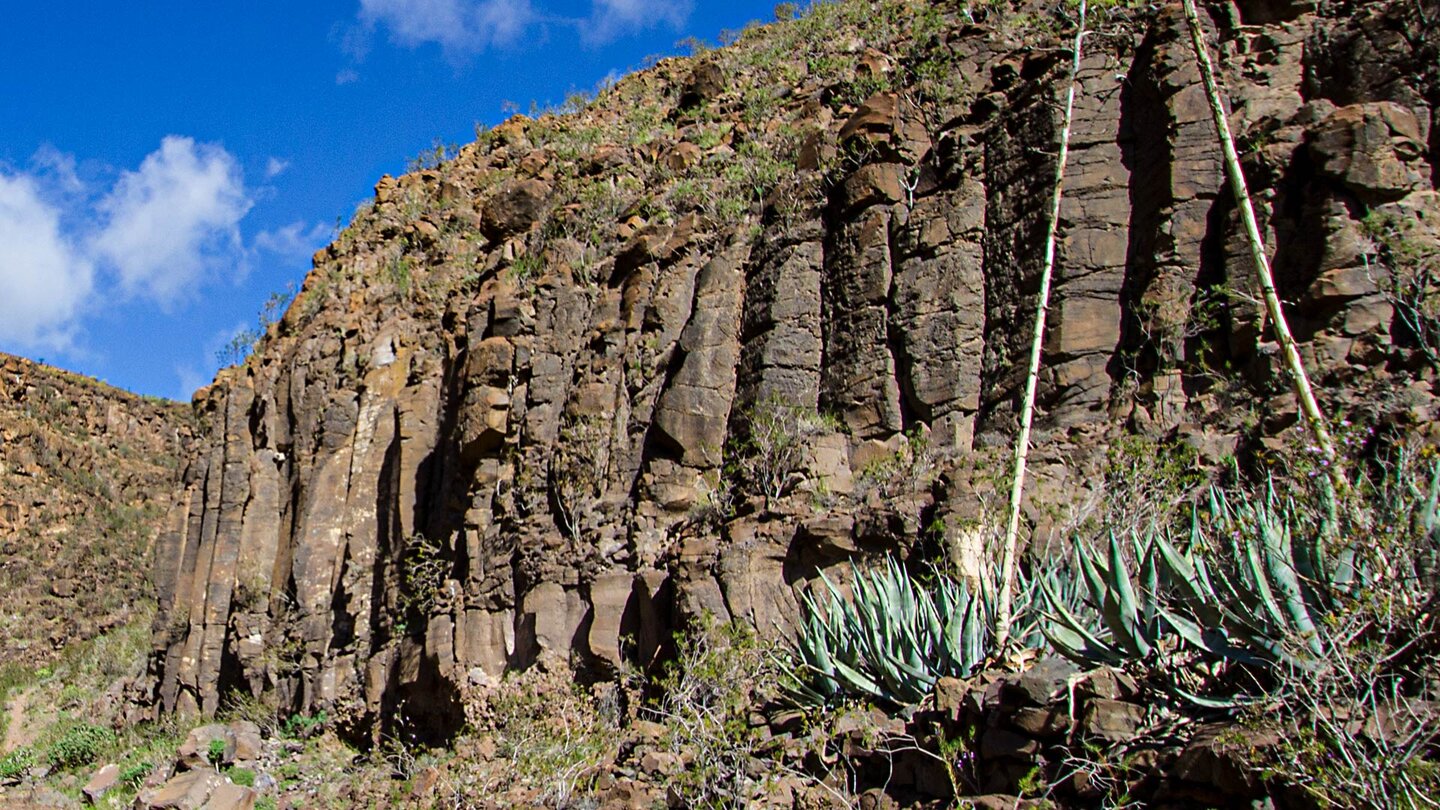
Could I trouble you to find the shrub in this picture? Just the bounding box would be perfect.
[478,668,616,807]
[855,427,936,501]
[0,747,36,780]
[46,722,116,768]
[549,416,611,539]
[727,395,839,505]
[207,737,227,767]
[221,690,281,738]
[646,614,778,808]
[1364,208,1440,370]
[1060,434,1206,544]
[397,534,449,621]
[281,711,328,740]
[406,138,460,173]
[384,253,414,296]
[216,288,294,367]
[119,762,151,787]
[226,766,256,787]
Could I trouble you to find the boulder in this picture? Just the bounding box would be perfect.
[679,61,725,108]
[141,770,226,810]
[1311,102,1429,202]
[201,782,258,810]
[1080,699,1146,743]
[1168,722,1279,799]
[481,178,551,238]
[176,725,230,771]
[83,763,120,804]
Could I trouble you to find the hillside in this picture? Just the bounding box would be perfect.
[5,0,1439,806]
[0,352,192,671]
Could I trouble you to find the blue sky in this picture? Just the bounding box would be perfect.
[0,0,779,399]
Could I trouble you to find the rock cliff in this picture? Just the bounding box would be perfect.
[0,353,191,668]
[147,0,1440,741]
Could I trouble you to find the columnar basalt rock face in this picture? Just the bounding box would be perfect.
[0,353,192,668]
[147,0,1440,737]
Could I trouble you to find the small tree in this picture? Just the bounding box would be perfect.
[728,395,837,506]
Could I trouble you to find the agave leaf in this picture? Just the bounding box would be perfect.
[1260,510,1322,659]
[872,655,926,705]
[1103,533,1150,658]
[1077,540,1109,609]
[1314,474,1338,543]
[818,570,848,612]
[1169,684,1254,711]
[1040,575,1120,662]
[1215,530,1284,637]
[789,678,833,706]
[1153,535,1225,628]
[962,597,985,672]
[831,656,885,701]
[1234,531,1286,632]
[1205,549,1267,628]
[1332,544,1359,595]
[1289,504,1323,590]
[1423,462,1440,541]
[1041,620,1121,665]
[804,629,836,677]
[1208,488,1234,529]
[1158,606,1266,667]
[1139,536,1160,630]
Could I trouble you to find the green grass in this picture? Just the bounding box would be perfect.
[227,766,256,787]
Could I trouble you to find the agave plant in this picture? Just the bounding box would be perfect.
[783,557,1036,708]
[1042,482,1387,675]
[1039,532,1169,666]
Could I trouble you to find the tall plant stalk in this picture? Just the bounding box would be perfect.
[1180,0,1336,459]
[996,0,1089,650]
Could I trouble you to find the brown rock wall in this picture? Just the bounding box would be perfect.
[145,0,1440,739]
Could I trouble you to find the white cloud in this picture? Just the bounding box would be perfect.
[583,0,692,42]
[336,68,361,85]
[254,221,330,265]
[29,145,86,197]
[0,173,95,351]
[265,157,291,179]
[92,136,253,305]
[357,0,536,55]
[348,0,686,57]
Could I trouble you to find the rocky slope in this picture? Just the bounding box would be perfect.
[147,0,1439,743]
[0,353,192,669]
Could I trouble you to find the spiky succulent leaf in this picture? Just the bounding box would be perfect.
[1039,573,1124,665]
[1153,535,1225,628]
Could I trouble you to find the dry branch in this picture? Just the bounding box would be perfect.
[996,0,1090,650]
[1179,0,1336,459]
